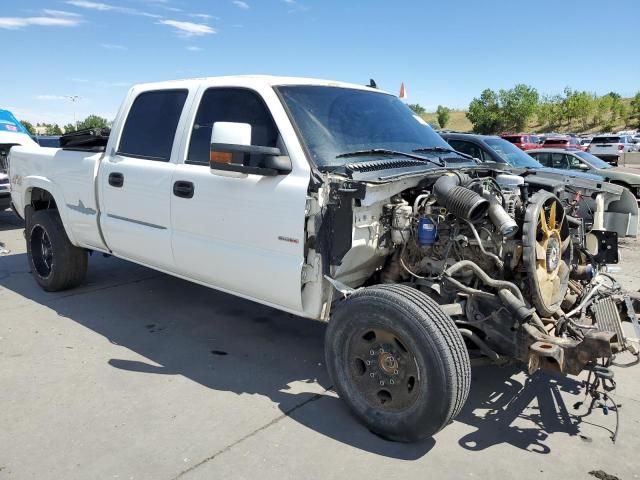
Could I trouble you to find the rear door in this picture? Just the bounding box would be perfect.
[98,89,190,270]
[169,86,309,312]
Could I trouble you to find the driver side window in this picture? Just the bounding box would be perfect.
[187,88,279,166]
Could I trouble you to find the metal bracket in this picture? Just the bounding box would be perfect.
[324,275,356,298]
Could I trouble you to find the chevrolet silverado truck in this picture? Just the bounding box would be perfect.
[9,76,640,442]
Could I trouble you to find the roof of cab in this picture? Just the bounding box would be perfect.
[130,75,386,94]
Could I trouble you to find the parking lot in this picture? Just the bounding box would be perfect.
[1,207,639,480]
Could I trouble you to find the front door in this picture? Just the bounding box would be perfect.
[170,87,309,312]
[99,89,189,270]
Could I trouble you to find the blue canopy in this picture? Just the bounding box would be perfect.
[0,109,29,134]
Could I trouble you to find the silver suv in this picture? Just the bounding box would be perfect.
[588,134,638,165]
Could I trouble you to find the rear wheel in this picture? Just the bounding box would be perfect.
[27,209,88,291]
[325,284,471,442]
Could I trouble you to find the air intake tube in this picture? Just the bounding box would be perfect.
[433,174,489,223]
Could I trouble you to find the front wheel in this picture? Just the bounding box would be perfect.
[325,284,471,442]
[27,209,88,291]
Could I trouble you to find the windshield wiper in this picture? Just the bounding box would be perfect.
[336,148,443,167]
[413,146,476,162]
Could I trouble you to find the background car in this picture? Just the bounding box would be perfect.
[528,148,640,198]
[500,133,541,150]
[541,136,584,150]
[440,133,601,180]
[588,134,638,165]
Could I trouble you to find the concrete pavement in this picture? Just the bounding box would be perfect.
[1,209,639,480]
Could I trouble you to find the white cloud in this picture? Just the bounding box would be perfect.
[190,13,215,20]
[36,95,71,101]
[42,9,82,17]
[186,46,202,51]
[158,19,215,37]
[66,1,111,11]
[0,12,81,29]
[65,1,161,18]
[233,1,250,9]
[100,43,127,50]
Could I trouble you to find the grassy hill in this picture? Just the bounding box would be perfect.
[422,97,636,134]
[422,110,472,132]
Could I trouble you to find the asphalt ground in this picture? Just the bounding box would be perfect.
[1,208,639,480]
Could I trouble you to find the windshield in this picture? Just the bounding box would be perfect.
[276,85,451,168]
[484,137,543,168]
[575,151,612,169]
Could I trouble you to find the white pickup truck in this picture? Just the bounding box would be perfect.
[9,76,639,442]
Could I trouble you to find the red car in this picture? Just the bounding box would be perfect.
[541,136,585,151]
[500,134,541,151]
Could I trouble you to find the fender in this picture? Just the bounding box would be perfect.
[21,176,80,247]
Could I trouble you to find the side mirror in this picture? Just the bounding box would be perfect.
[578,163,589,171]
[210,121,291,175]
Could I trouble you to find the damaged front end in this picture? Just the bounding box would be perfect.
[312,165,640,378]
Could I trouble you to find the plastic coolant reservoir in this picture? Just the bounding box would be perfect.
[417,217,437,246]
[495,173,524,191]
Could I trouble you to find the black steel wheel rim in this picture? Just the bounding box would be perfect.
[31,226,53,278]
[347,327,421,412]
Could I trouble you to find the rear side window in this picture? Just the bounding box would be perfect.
[118,89,188,161]
[187,88,279,166]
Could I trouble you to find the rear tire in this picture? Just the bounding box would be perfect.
[27,209,88,291]
[325,284,471,442]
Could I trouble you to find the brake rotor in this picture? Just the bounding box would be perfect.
[522,190,572,317]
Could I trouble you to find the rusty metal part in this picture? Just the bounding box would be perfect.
[523,323,615,375]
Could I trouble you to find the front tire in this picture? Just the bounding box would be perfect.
[325,284,471,442]
[27,209,88,291]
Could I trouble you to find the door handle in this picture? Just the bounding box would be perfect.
[108,172,124,188]
[173,180,194,199]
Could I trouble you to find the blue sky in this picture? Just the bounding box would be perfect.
[1,0,639,125]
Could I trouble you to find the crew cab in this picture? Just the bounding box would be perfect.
[9,76,640,442]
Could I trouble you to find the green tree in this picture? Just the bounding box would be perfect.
[629,92,640,128]
[436,105,451,128]
[63,123,76,133]
[467,88,503,134]
[44,124,63,136]
[498,84,539,131]
[569,91,596,130]
[20,120,36,135]
[407,103,426,115]
[75,115,109,131]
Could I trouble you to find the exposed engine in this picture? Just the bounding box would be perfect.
[373,171,640,375]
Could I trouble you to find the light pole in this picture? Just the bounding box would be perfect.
[64,95,81,128]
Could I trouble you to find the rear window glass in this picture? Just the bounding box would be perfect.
[592,136,620,143]
[119,89,188,161]
[502,136,522,144]
[543,138,568,144]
